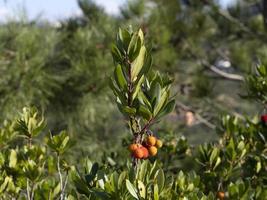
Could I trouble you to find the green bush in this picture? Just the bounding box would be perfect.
[0,27,267,200]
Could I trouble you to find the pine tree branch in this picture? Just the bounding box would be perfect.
[202,1,267,41]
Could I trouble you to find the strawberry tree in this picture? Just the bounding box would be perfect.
[194,65,267,199]
[1,28,267,200]
[110,27,175,165]
[0,107,74,199]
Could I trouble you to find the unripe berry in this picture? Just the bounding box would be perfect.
[147,136,157,146]
[148,146,157,156]
[140,146,149,159]
[217,191,225,200]
[128,143,138,152]
[155,139,163,148]
[133,148,144,159]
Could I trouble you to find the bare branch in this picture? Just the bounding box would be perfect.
[201,60,245,81]
[175,100,216,130]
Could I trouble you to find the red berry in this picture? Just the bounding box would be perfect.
[140,147,149,159]
[128,144,138,152]
[133,148,144,159]
[261,115,267,123]
[217,191,225,200]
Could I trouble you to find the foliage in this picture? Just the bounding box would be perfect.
[0,0,267,199]
[0,107,73,199]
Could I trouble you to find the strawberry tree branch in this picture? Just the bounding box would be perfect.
[111,28,175,166]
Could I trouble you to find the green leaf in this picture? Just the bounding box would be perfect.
[131,46,146,81]
[153,184,159,200]
[71,170,91,196]
[0,177,11,193]
[52,183,61,198]
[137,104,152,121]
[109,78,126,104]
[123,106,136,115]
[111,44,122,63]
[209,148,219,164]
[138,29,144,45]
[9,150,17,168]
[154,83,162,108]
[156,169,165,193]
[61,136,70,150]
[114,64,128,91]
[118,171,127,189]
[140,53,152,76]
[132,75,144,100]
[213,157,221,170]
[156,99,175,119]
[138,91,152,110]
[118,28,131,51]
[256,161,261,173]
[138,161,149,181]
[257,65,267,76]
[126,179,139,199]
[153,89,169,116]
[128,33,142,61]
[226,138,236,160]
[137,180,146,198]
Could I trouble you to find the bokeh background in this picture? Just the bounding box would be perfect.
[0,0,265,165]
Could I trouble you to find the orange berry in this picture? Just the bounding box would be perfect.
[217,191,225,200]
[148,146,157,156]
[133,148,144,159]
[140,147,149,159]
[128,144,138,152]
[155,139,163,148]
[147,136,157,146]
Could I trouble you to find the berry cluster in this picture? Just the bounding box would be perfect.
[128,135,163,159]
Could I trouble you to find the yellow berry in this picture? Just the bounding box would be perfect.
[148,146,158,156]
[147,136,157,146]
[155,140,163,148]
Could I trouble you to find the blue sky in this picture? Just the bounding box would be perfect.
[0,0,234,22]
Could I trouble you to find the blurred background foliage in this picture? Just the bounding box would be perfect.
[0,0,266,166]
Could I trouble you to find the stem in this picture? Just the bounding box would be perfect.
[28,137,32,148]
[30,183,35,200]
[56,153,64,200]
[62,173,69,197]
[124,56,154,167]
[26,179,30,200]
[139,118,154,135]
[125,57,141,167]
